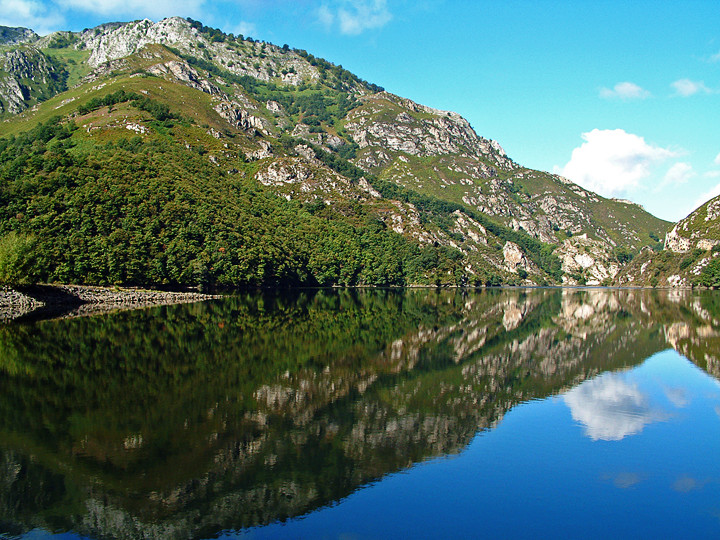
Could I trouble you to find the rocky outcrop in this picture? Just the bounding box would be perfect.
[147,60,220,95]
[346,92,514,169]
[555,234,619,285]
[72,17,323,87]
[214,100,270,134]
[79,18,199,67]
[0,26,37,46]
[503,241,528,272]
[0,285,217,322]
[665,224,691,252]
[0,47,64,114]
[665,195,720,253]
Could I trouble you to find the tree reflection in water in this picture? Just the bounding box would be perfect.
[0,288,718,539]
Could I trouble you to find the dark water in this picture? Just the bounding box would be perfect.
[1,288,719,539]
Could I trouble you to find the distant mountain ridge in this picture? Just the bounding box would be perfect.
[0,18,676,287]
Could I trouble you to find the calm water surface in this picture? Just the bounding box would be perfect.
[1,288,719,539]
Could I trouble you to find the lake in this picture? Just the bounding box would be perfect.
[1,288,719,539]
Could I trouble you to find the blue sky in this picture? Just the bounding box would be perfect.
[2,0,719,221]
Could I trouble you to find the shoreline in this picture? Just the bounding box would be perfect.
[0,284,221,323]
[0,282,705,324]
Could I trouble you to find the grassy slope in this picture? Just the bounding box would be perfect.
[1,50,536,286]
[3,29,668,286]
[346,95,670,251]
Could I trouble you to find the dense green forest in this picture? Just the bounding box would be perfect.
[0,114,478,287]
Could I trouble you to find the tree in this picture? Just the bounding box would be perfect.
[0,232,37,285]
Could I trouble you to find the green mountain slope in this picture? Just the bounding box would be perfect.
[0,17,673,287]
[616,194,720,288]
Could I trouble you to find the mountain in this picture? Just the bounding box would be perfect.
[0,17,671,287]
[0,26,37,46]
[616,194,720,287]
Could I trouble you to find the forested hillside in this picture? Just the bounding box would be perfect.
[0,17,672,288]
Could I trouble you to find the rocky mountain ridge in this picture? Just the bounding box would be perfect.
[0,17,673,286]
[616,194,720,288]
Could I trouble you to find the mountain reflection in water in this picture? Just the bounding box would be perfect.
[0,288,719,539]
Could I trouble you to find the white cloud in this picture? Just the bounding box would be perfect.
[0,0,64,34]
[671,78,712,97]
[560,129,675,197]
[714,152,720,165]
[564,372,665,441]
[318,0,392,35]
[599,81,650,100]
[318,4,335,27]
[661,162,695,188]
[56,0,205,20]
[710,50,720,63]
[663,386,689,408]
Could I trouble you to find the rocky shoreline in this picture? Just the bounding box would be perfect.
[0,284,220,323]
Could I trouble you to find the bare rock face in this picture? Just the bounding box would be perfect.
[266,100,283,114]
[503,242,527,272]
[556,235,619,285]
[80,18,199,67]
[665,196,720,253]
[147,60,220,95]
[73,17,322,87]
[0,77,27,114]
[665,224,691,253]
[0,48,62,114]
[345,92,514,169]
[214,101,270,135]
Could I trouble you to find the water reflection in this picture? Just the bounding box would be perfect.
[0,288,719,539]
[564,372,666,441]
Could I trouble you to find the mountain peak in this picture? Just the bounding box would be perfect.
[0,25,38,46]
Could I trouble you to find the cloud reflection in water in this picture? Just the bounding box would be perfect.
[564,372,667,441]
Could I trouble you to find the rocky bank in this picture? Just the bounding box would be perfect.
[0,284,218,322]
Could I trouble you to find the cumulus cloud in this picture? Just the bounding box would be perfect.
[56,0,205,19]
[564,372,666,441]
[671,78,712,97]
[0,0,64,34]
[560,129,675,197]
[599,81,650,100]
[660,162,695,188]
[318,0,392,35]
